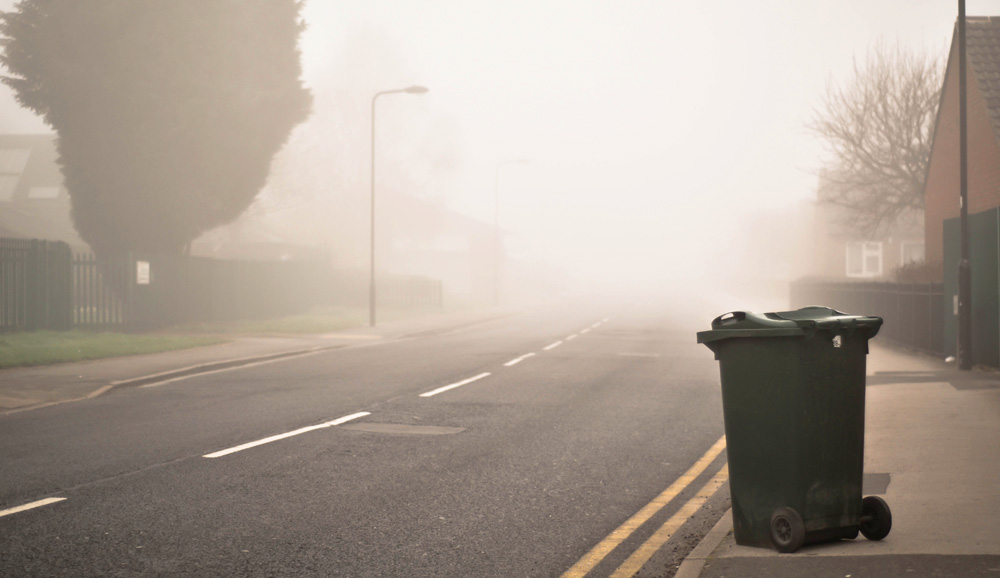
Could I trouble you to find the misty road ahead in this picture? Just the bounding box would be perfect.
[0,308,729,577]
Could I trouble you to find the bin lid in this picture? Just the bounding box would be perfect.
[696,306,882,345]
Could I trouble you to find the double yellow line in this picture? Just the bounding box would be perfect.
[561,436,728,578]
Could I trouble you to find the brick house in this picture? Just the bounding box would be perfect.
[923,16,1000,366]
[800,170,925,281]
[0,133,87,250]
[924,17,1000,266]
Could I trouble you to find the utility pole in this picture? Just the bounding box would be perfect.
[369,85,428,327]
[958,0,973,370]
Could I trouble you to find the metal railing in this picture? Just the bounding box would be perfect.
[2,238,445,331]
[0,238,72,331]
[790,279,945,356]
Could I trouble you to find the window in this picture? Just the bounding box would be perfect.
[900,241,925,265]
[0,148,30,173]
[0,148,30,201]
[0,175,18,201]
[846,242,882,278]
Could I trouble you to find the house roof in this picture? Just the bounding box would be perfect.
[0,134,66,202]
[967,17,1000,141]
[921,17,1000,201]
[0,133,87,248]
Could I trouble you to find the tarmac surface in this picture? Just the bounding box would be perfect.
[2,312,998,577]
[0,311,508,414]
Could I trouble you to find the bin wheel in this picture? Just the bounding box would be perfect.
[859,496,891,541]
[769,507,805,553]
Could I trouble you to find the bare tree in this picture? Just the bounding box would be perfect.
[809,41,943,238]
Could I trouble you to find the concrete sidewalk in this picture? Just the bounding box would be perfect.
[0,310,514,413]
[678,341,1000,578]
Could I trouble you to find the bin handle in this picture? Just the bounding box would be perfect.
[712,311,746,327]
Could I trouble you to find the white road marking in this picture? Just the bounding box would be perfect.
[504,353,537,367]
[419,373,492,398]
[566,334,579,341]
[581,327,591,334]
[0,497,66,519]
[543,340,563,351]
[603,317,610,322]
[87,385,114,399]
[203,412,370,458]
[591,322,602,329]
[618,353,662,358]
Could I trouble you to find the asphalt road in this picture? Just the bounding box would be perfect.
[0,306,729,577]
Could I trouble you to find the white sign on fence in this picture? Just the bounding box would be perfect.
[136,260,150,285]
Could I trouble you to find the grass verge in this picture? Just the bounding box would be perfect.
[0,306,447,369]
[0,331,226,369]
[208,307,369,334]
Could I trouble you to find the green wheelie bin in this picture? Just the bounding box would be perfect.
[697,306,892,553]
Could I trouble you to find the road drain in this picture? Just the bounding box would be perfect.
[341,423,465,435]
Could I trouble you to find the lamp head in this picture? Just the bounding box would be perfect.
[405,85,429,94]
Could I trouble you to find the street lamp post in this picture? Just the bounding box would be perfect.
[494,159,529,307]
[957,0,972,370]
[370,85,428,327]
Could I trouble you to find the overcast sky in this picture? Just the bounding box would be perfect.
[298,0,999,288]
[2,1,998,292]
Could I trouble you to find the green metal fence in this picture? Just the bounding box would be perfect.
[328,270,443,312]
[943,207,1000,368]
[790,279,945,356]
[2,238,444,331]
[0,238,72,332]
[73,252,132,328]
[73,253,338,329]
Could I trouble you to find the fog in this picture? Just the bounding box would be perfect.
[2,0,997,318]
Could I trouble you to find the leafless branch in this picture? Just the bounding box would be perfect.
[809,40,943,238]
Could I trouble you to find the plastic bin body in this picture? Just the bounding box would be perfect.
[697,307,881,548]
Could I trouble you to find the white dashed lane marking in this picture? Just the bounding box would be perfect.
[419,317,608,401]
[203,412,371,458]
[419,373,492,398]
[0,498,66,519]
[504,353,537,367]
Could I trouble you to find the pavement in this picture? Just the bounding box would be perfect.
[0,309,515,414]
[3,313,999,577]
[676,341,1000,578]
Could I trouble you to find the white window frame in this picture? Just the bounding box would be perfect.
[846,241,883,278]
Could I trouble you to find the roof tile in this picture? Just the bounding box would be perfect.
[966,17,1000,139]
